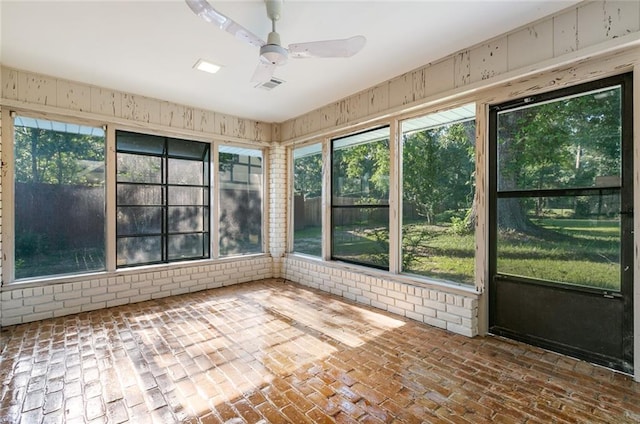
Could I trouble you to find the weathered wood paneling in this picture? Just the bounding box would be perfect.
[508,21,554,71]
[17,72,56,106]
[577,1,640,50]
[1,68,18,100]
[1,67,272,143]
[368,83,390,116]
[424,58,455,97]
[553,9,578,56]
[90,87,122,118]
[56,80,91,112]
[280,1,640,142]
[469,39,508,83]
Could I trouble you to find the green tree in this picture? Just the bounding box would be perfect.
[294,153,322,198]
[14,127,104,185]
[403,121,475,224]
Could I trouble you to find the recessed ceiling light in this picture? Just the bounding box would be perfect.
[193,59,222,74]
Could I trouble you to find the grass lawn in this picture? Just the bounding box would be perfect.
[295,217,620,290]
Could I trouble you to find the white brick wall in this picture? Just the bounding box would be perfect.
[282,256,479,337]
[268,144,287,277]
[0,257,272,326]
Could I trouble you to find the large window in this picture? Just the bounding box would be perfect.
[331,127,390,269]
[401,105,476,285]
[116,131,210,267]
[492,76,629,290]
[219,146,263,256]
[293,143,322,256]
[14,116,105,279]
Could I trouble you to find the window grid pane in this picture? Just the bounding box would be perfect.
[116,131,210,267]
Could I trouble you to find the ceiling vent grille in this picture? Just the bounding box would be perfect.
[255,77,285,90]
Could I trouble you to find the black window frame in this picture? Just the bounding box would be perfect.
[116,130,210,267]
[330,126,391,270]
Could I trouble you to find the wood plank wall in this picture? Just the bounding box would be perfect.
[1,67,273,144]
[279,1,640,142]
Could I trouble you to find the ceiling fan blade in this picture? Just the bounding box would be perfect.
[185,0,265,48]
[251,62,277,84]
[288,35,366,59]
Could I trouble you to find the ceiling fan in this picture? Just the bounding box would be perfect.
[185,0,366,83]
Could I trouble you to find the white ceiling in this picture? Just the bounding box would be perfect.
[1,1,580,123]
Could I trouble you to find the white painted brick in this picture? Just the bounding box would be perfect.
[82,287,107,297]
[116,289,139,299]
[2,316,23,326]
[356,296,372,306]
[2,305,34,318]
[436,311,462,325]
[2,298,24,309]
[388,291,406,301]
[34,302,62,313]
[343,292,356,301]
[446,304,474,319]
[92,293,116,303]
[371,286,387,296]
[26,311,53,322]
[423,299,446,312]
[54,291,80,301]
[394,299,414,312]
[370,300,388,311]
[406,294,422,305]
[462,317,479,329]
[64,298,86,308]
[81,302,105,312]
[377,294,394,306]
[447,322,475,337]
[405,311,424,323]
[424,316,447,330]
[54,306,80,317]
[464,297,478,310]
[387,305,406,316]
[414,305,437,318]
[23,295,54,306]
[130,294,152,303]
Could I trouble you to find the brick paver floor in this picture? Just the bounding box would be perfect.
[1,278,639,423]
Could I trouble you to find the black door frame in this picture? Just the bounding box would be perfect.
[488,72,634,374]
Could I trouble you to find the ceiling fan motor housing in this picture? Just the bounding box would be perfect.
[260,31,288,65]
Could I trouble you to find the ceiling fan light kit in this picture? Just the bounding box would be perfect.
[185,0,366,84]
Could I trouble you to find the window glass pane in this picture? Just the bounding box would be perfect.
[14,116,105,279]
[117,236,162,266]
[497,86,622,191]
[116,131,164,155]
[117,207,162,235]
[168,234,209,260]
[117,153,162,183]
[332,129,389,205]
[168,138,209,160]
[332,207,389,268]
[401,105,476,285]
[168,186,207,205]
[117,185,162,205]
[168,158,203,185]
[496,194,620,290]
[168,206,206,232]
[293,143,322,256]
[219,147,262,256]
[332,127,389,269]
